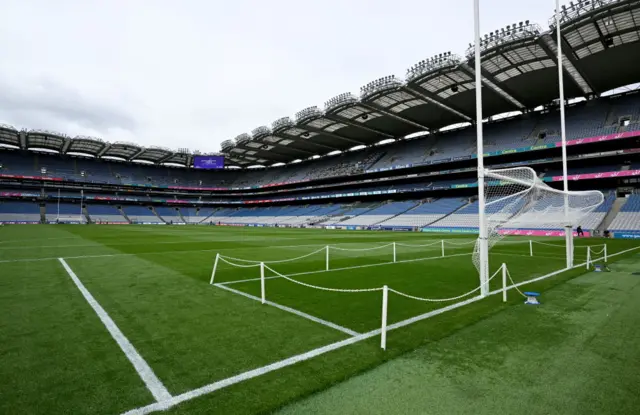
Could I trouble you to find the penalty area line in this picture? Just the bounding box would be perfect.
[120,245,640,415]
[214,283,360,336]
[57,258,171,402]
[120,285,484,415]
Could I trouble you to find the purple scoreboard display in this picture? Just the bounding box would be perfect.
[193,155,225,169]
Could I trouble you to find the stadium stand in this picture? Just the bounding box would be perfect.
[608,195,640,233]
[86,205,128,223]
[181,207,208,224]
[378,198,468,228]
[154,207,184,223]
[543,165,621,177]
[427,192,616,232]
[368,95,640,172]
[0,201,41,223]
[428,200,481,230]
[1,0,640,235]
[332,201,418,227]
[45,203,83,223]
[284,204,346,226]
[122,206,164,224]
[1,99,639,188]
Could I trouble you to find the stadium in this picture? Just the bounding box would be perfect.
[1,0,640,414]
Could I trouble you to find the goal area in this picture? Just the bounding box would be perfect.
[474,167,604,293]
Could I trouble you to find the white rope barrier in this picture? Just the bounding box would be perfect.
[219,247,326,265]
[504,266,528,299]
[389,286,482,303]
[442,240,477,246]
[395,241,442,248]
[329,243,395,252]
[218,257,262,268]
[530,240,566,247]
[214,240,471,271]
[263,264,383,293]
[387,266,502,303]
[215,240,634,351]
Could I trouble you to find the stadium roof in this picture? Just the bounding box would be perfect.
[0,0,639,168]
[0,125,205,167]
[221,0,640,166]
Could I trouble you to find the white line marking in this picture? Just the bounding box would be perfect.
[0,236,486,264]
[120,289,483,415]
[490,245,640,295]
[119,245,640,415]
[120,332,372,415]
[0,236,82,244]
[57,258,172,402]
[0,241,414,263]
[0,236,329,251]
[214,283,359,336]
[0,257,61,264]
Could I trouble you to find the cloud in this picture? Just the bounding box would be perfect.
[0,78,137,135]
[0,0,557,154]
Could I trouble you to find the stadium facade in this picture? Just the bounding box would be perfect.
[1,0,639,238]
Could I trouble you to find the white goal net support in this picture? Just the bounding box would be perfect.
[474,167,604,295]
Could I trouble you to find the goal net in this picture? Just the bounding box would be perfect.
[473,167,604,276]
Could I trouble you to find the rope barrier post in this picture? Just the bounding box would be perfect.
[529,240,533,257]
[393,242,396,263]
[381,285,388,350]
[586,248,591,270]
[326,245,329,271]
[441,240,445,257]
[260,262,266,304]
[502,263,507,303]
[209,253,220,285]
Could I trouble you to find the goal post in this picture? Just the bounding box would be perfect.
[474,167,604,289]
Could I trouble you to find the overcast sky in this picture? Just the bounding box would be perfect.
[0,0,563,154]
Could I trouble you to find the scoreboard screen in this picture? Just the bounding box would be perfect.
[193,155,225,169]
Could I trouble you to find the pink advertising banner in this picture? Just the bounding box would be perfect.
[498,229,591,237]
[556,130,640,147]
[551,169,640,182]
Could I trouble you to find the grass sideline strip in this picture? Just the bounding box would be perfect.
[214,283,360,336]
[118,244,640,415]
[58,258,172,402]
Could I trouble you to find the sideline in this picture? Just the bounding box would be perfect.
[120,245,640,415]
[215,283,359,336]
[58,258,171,402]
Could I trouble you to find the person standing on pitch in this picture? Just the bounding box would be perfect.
[576,225,584,237]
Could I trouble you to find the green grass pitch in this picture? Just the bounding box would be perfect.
[0,224,638,415]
